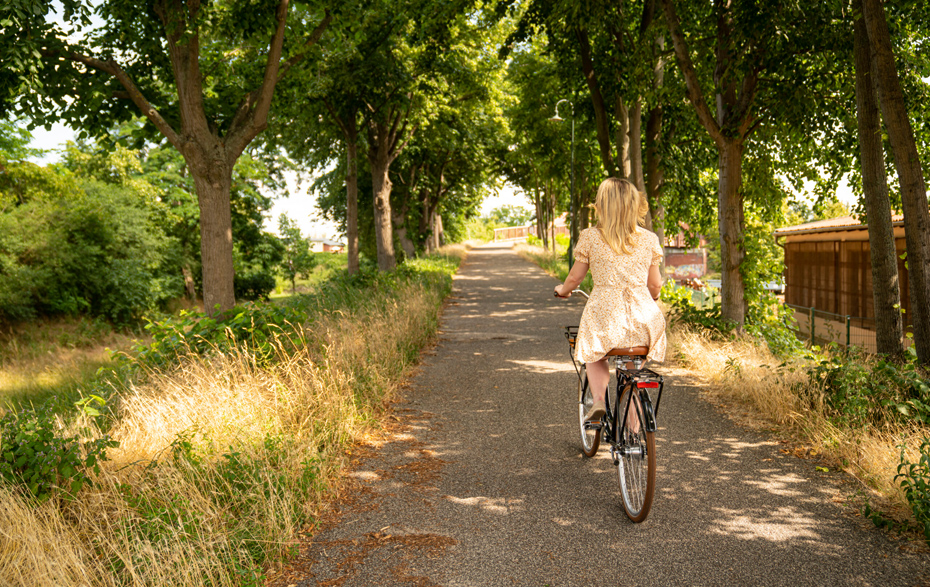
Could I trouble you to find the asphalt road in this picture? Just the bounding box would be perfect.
[278,242,929,587]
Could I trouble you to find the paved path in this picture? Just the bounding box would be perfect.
[276,243,929,587]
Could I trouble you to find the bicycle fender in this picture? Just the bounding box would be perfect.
[640,392,657,433]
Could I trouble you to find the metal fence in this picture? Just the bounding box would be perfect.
[784,304,915,354]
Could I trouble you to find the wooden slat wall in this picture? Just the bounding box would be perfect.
[784,237,911,325]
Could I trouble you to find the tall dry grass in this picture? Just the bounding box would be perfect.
[670,323,927,513]
[0,317,139,409]
[0,272,451,587]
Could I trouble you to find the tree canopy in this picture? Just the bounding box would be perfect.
[4,0,930,361]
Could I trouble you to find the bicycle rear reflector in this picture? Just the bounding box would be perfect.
[637,382,660,388]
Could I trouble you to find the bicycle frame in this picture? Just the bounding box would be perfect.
[565,326,665,457]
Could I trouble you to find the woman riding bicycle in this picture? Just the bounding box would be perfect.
[554,178,667,423]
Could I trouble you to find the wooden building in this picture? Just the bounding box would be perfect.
[774,216,910,324]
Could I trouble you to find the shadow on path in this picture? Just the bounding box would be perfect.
[271,243,929,587]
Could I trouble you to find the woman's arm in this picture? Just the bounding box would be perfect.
[554,260,590,297]
[647,264,662,300]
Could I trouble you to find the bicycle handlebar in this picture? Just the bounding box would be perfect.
[554,288,589,299]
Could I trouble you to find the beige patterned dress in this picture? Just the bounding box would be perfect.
[573,227,667,364]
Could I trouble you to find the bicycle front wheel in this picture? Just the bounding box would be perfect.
[617,387,656,522]
[578,365,601,457]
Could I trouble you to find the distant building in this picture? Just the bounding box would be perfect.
[310,238,346,253]
[663,224,708,282]
[774,215,911,323]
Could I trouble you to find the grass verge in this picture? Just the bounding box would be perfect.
[670,326,929,522]
[0,245,468,587]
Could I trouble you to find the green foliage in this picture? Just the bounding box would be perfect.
[0,397,118,502]
[277,214,315,293]
[487,205,533,227]
[896,437,930,544]
[0,158,183,324]
[131,251,459,370]
[0,120,42,160]
[806,351,930,428]
[667,298,736,339]
[132,303,303,369]
[659,280,694,307]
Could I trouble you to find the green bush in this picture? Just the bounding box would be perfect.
[0,167,183,325]
[807,352,930,428]
[131,254,458,370]
[234,270,277,301]
[896,437,930,544]
[0,397,118,502]
[664,281,805,358]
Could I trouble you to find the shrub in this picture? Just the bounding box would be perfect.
[806,351,930,428]
[234,270,276,301]
[0,397,118,502]
[896,437,930,544]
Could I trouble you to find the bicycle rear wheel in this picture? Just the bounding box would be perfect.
[578,365,601,457]
[617,386,656,522]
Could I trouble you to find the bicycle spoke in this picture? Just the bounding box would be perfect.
[617,389,656,522]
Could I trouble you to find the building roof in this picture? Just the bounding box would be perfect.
[774,214,905,237]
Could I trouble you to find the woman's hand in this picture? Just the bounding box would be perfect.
[554,260,590,299]
[554,284,571,298]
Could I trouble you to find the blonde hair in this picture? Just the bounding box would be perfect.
[594,177,649,255]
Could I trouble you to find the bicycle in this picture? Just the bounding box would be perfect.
[563,289,665,523]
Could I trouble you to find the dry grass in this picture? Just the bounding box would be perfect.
[0,277,450,587]
[670,323,928,513]
[0,317,140,409]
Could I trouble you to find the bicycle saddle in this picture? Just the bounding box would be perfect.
[606,346,649,357]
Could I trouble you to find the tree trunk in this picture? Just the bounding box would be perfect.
[853,4,904,357]
[628,98,645,191]
[392,201,416,260]
[431,212,443,251]
[346,125,360,275]
[533,173,548,250]
[546,178,555,253]
[646,104,666,277]
[577,28,619,177]
[862,0,930,364]
[616,96,631,178]
[718,139,746,326]
[189,157,235,314]
[182,265,197,300]
[369,150,396,271]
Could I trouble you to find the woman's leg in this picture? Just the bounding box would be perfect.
[586,358,610,403]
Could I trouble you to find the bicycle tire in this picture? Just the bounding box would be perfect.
[578,365,601,457]
[617,386,656,522]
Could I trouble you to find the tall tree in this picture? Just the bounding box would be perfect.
[3,0,333,314]
[861,0,930,364]
[660,0,847,326]
[852,0,904,357]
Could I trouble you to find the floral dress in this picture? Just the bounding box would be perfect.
[573,227,667,364]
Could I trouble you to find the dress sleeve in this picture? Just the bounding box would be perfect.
[574,229,592,264]
[650,233,664,266]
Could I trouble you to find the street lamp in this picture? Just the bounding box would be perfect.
[549,99,575,268]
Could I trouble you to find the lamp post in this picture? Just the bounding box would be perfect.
[549,99,575,267]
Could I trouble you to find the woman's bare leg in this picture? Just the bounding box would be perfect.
[586,358,610,403]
